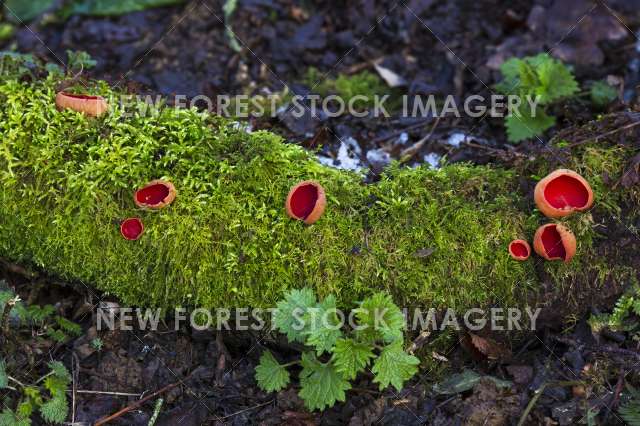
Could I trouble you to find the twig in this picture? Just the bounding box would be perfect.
[66,390,142,397]
[218,399,274,420]
[72,352,79,424]
[399,115,442,162]
[94,373,192,426]
[8,376,26,388]
[567,120,640,148]
[517,381,584,426]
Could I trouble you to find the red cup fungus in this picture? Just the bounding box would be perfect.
[534,169,594,218]
[134,180,177,209]
[533,223,576,263]
[285,180,326,225]
[55,92,109,117]
[120,218,144,240]
[508,239,531,261]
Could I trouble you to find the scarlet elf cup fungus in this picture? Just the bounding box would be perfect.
[285,181,326,225]
[120,218,144,241]
[533,223,577,263]
[508,239,531,261]
[134,180,177,209]
[534,169,594,218]
[55,92,109,117]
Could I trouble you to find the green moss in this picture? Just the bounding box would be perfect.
[302,68,399,110]
[0,73,637,311]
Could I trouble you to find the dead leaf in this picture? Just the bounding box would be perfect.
[464,333,511,361]
[373,62,407,88]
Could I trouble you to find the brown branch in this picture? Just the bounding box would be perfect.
[94,372,193,426]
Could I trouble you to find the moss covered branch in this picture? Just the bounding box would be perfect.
[0,72,637,310]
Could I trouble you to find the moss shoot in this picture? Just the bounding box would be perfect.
[0,72,637,311]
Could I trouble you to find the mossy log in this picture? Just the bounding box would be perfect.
[0,74,637,310]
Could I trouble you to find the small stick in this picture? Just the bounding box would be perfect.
[567,120,640,147]
[67,390,142,397]
[218,399,274,420]
[94,374,191,426]
[400,115,442,162]
[517,381,583,426]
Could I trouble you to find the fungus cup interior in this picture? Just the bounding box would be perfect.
[509,241,529,258]
[540,225,567,260]
[121,218,143,240]
[290,183,319,219]
[544,175,590,209]
[61,93,101,100]
[136,183,170,206]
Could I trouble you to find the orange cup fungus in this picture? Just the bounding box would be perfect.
[534,169,594,218]
[120,218,144,240]
[55,92,108,117]
[508,239,531,261]
[134,180,177,209]
[285,181,326,225]
[533,223,576,263]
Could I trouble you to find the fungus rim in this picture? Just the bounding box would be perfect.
[285,180,326,225]
[534,169,594,218]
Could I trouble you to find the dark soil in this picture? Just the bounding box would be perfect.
[2,0,640,425]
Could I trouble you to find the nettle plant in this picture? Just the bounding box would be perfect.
[0,361,71,426]
[255,289,419,411]
[496,53,579,142]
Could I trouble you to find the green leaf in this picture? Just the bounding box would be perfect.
[332,338,374,380]
[535,57,578,104]
[3,0,54,22]
[302,294,343,355]
[255,350,290,393]
[68,0,185,17]
[505,107,555,142]
[47,362,71,382]
[620,399,640,426]
[433,370,512,395]
[0,409,30,426]
[355,292,405,343]
[298,352,351,411]
[39,395,67,424]
[0,359,7,389]
[590,80,617,107]
[273,288,317,343]
[371,340,419,391]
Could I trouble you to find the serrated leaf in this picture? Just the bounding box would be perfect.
[356,293,405,343]
[47,361,71,382]
[39,395,67,424]
[255,350,290,393]
[299,352,351,411]
[302,295,343,354]
[371,340,419,391]
[535,58,578,104]
[332,338,374,380]
[505,107,555,142]
[273,288,317,343]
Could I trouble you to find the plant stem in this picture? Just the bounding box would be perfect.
[517,380,584,426]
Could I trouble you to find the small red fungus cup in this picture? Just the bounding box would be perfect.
[534,169,594,218]
[134,180,177,209]
[533,223,576,263]
[508,239,531,261]
[55,92,109,117]
[120,218,144,240]
[285,180,326,225]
